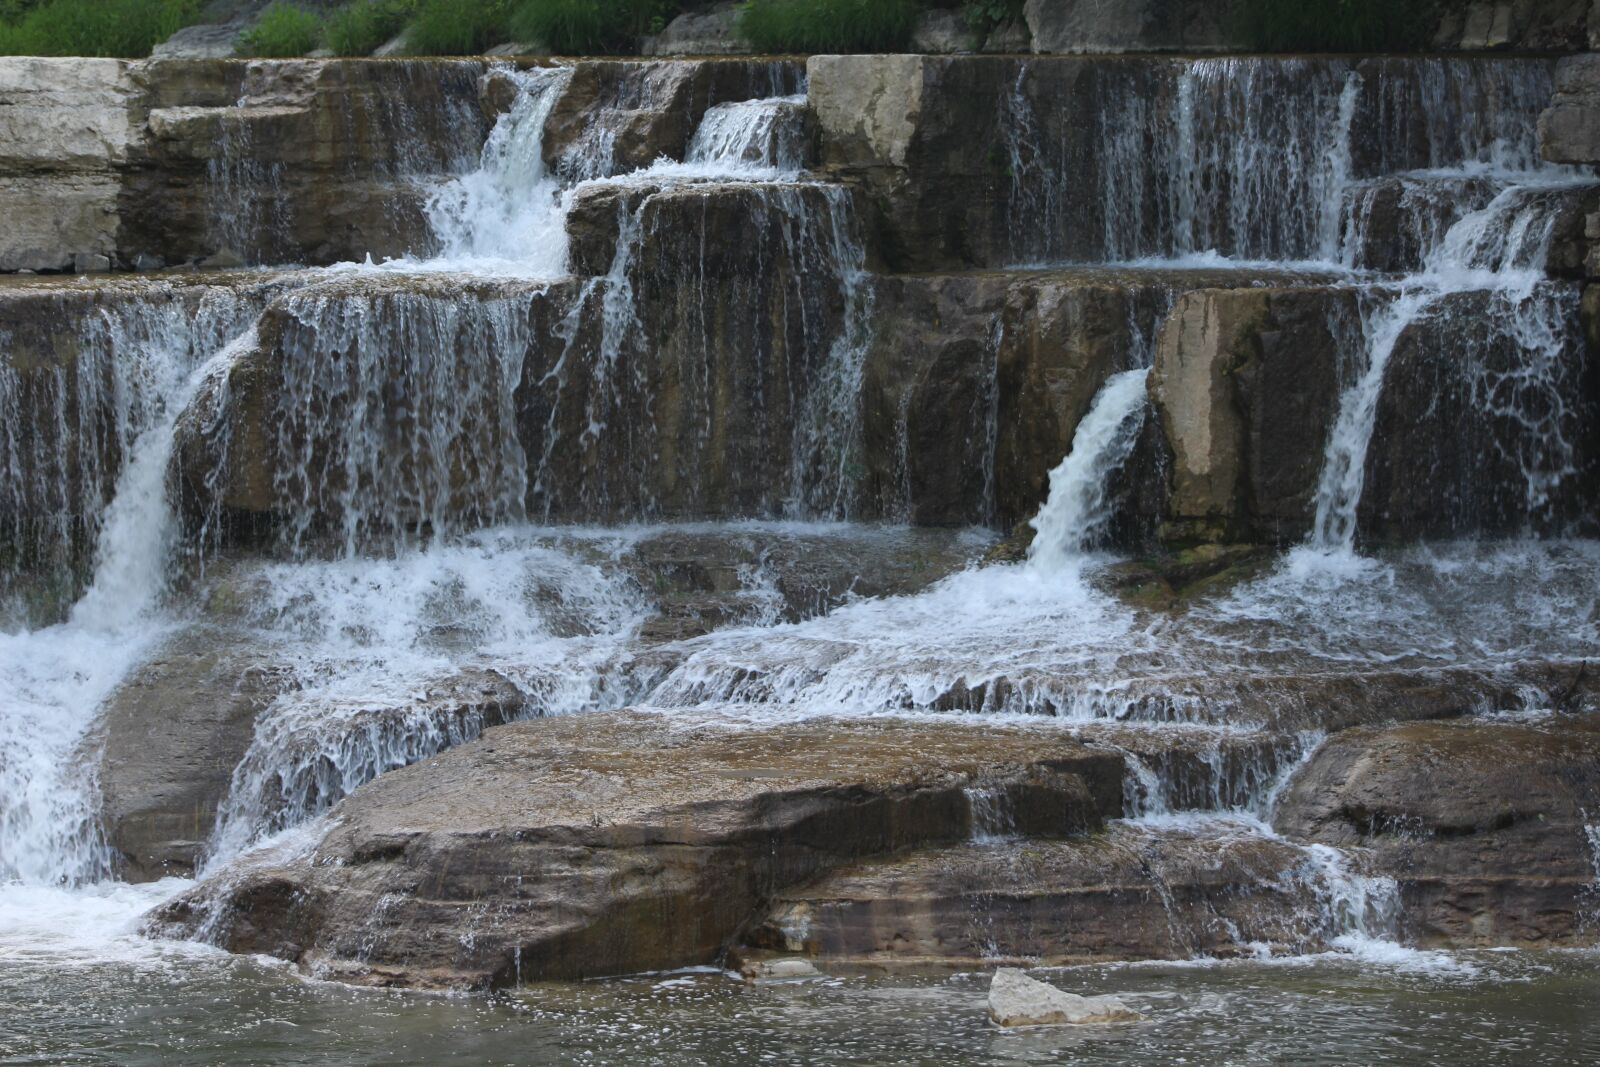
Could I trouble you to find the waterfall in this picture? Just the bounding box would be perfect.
[0,311,262,886]
[1307,180,1590,555]
[416,65,575,273]
[686,94,808,174]
[1027,369,1150,572]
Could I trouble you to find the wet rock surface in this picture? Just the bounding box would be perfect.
[149,712,1126,988]
[1275,717,1600,947]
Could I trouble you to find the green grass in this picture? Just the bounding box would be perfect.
[0,0,201,57]
[324,0,415,56]
[509,0,676,55]
[403,0,513,54]
[1233,0,1437,52]
[237,2,324,56]
[737,0,922,53]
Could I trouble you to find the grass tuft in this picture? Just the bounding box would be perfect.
[237,2,324,57]
[1233,0,1436,53]
[737,0,921,53]
[403,0,513,55]
[324,0,416,56]
[0,0,201,58]
[509,0,675,55]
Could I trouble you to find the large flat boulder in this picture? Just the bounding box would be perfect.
[148,712,1126,988]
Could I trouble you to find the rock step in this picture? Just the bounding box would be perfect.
[148,712,1127,988]
[746,817,1351,970]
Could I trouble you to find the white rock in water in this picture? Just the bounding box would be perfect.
[740,956,820,981]
[987,968,1144,1027]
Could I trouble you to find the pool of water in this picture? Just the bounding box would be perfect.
[4,901,1596,1067]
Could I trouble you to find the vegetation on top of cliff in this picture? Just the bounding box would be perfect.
[1234,0,1437,52]
[737,0,921,53]
[511,0,675,54]
[323,0,412,55]
[238,2,323,56]
[0,0,200,57]
[402,0,513,54]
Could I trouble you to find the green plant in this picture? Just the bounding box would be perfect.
[1233,0,1435,52]
[509,0,676,54]
[403,0,513,54]
[0,0,201,57]
[737,0,921,53]
[238,2,324,56]
[961,0,1022,34]
[324,0,415,56]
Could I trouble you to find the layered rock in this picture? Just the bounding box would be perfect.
[1541,53,1600,165]
[1275,717,1600,946]
[809,54,1560,271]
[148,712,1125,988]
[0,59,136,272]
[751,822,1347,969]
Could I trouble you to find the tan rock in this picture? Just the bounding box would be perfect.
[987,968,1142,1026]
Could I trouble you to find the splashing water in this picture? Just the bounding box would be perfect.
[1028,368,1150,572]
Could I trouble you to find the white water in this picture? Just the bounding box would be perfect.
[1027,368,1150,571]
[686,94,808,174]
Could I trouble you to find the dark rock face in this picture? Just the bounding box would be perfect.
[810,55,1561,272]
[1150,287,1353,546]
[1275,718,1600,947]
[148,713,1126,988]
[1540,53,1600,164]
[1360,284,1600,541]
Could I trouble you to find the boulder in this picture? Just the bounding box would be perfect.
[147,712,1125,988]
[1274,718,1600,947]
[987,968,1142,1026]
[1540,53,1600,164]
[1024,0,1240,54]
[644,3,747,56]
[910,9,979,53]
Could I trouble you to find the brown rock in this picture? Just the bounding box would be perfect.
[1274,717,1600,947]
[148,712,1126,988]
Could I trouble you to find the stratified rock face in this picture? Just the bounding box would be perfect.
[125,58,490,267]
[753,822,1359,969]
[541,59,802,181]
[809,55,1559,272]
[1274,718,1600,947]
[1541,53,1600,165]
[0,59,135,272]
[148,713,1125,988]
[0,274,285,626]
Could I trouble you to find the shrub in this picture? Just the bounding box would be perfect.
[238,2,324,57]
[509,0,676,55]
[324,0,416,56]
[961,0,1023,35]
[0,0,201,57]
[1233,0,1435,52]
[737,0,921,53]
[403,0,513,54]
